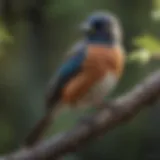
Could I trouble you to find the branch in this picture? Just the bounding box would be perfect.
[2,70,160,160]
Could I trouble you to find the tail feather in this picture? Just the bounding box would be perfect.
[23,111,53,147]
[22,102,64,148]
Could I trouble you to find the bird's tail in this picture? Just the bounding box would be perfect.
[22,101,63,148]
[22,110,54,147]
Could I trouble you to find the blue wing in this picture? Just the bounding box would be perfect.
[46,41,86,110]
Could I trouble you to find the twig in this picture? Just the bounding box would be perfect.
[2,70,160,160]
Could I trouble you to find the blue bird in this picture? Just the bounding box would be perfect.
[23,11,125,147]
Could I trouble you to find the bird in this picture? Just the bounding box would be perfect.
[23,11,125,147]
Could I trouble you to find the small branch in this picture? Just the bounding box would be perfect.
[2,70,160,160]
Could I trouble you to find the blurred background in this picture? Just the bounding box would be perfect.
[0,0,159,159]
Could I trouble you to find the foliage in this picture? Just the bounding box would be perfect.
[0,21,13,60]
[133,34,160,52]
[128,34,160,63]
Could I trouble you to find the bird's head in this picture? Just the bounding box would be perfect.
[80,11,123,45]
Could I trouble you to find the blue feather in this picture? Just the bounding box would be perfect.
[57,48,86,88]
[47,45,86,106]
[58,51,85,77]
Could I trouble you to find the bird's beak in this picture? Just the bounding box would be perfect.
[80,22,91,32]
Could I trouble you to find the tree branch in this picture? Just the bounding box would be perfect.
[2,70,160,160]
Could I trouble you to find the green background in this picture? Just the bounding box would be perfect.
[0,0,159,159]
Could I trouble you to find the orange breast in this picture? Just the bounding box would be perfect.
[61,44,125,104]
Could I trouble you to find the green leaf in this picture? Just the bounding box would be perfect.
[0,21,13,43]
[128,49,151,64]
[132,34,160,53]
